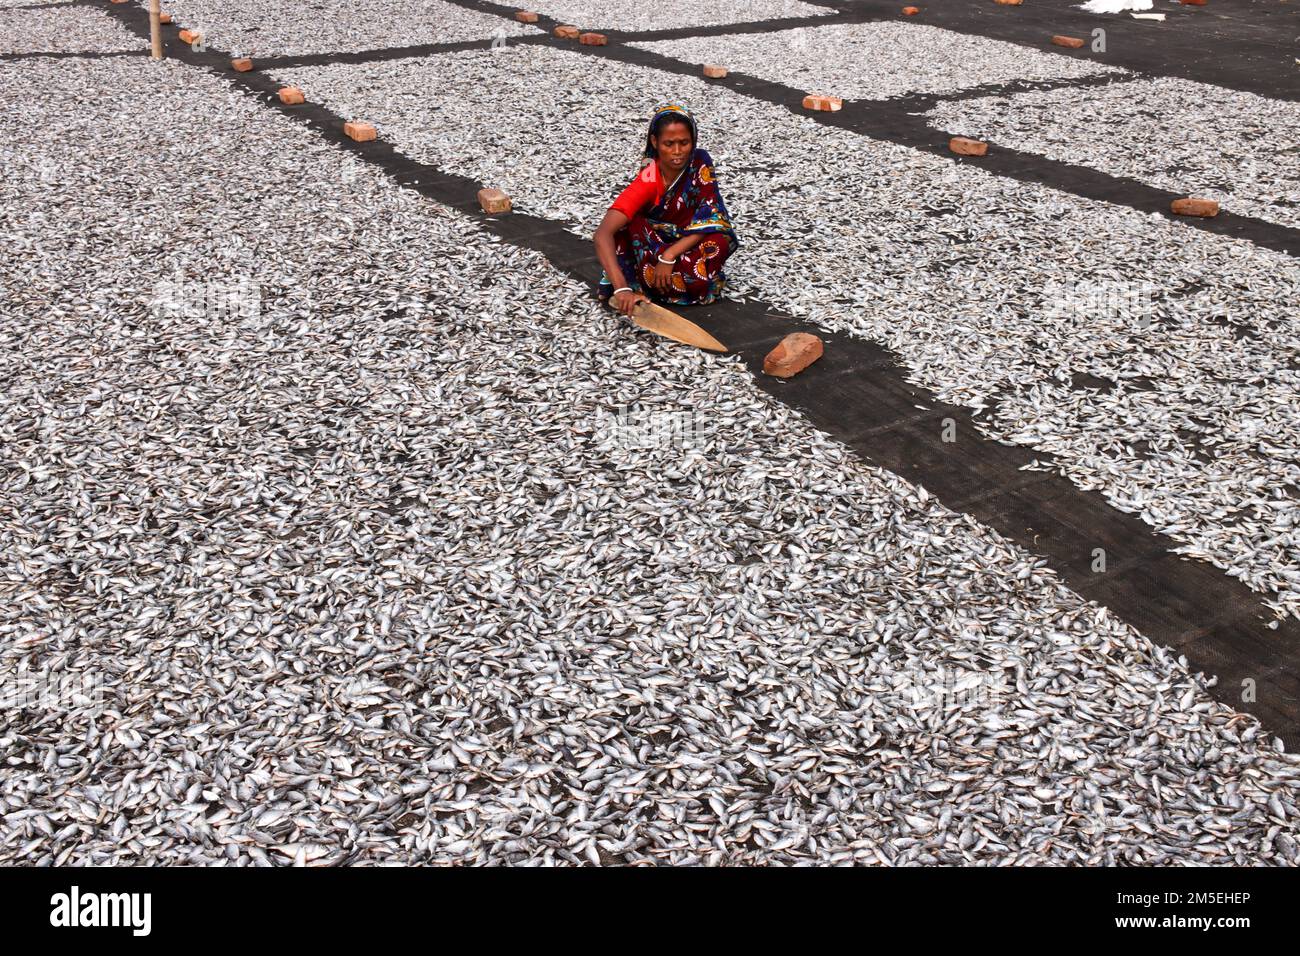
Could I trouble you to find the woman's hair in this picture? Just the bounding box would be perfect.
[643,112,696,159]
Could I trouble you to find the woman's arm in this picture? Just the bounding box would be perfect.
[648,233,707,293]
[593,208,631,291]
[593,208,649,316]
[661,233,705,262]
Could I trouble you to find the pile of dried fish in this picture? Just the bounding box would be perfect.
[927,76,1300,229]
[272,43,1300,622]
[0,4,139,55]
[632,21,1125,101]
[3,48,1297,865]
[519,0,830,33]
[128,0,541,58]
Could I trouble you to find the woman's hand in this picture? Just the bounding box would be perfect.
[651,258,675,293]
[612,289,649,317]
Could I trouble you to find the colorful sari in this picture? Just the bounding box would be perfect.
[598,115,740,307]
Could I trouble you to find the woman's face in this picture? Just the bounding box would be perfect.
[651,120,693,174]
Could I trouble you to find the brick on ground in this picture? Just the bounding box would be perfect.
[764,333,824,378]
[1171,197,1219,217]
[803,94,843,112]
[344,121,377,142]
[949,136,988,157]
[478,188,512,214]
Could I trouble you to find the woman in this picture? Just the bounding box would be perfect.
[594,103,740,317]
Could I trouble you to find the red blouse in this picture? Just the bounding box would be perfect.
[609,161,675,220]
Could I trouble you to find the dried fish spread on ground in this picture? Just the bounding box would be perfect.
[272,45,1300,622]
[128,0,541,57]
[631,22,1126,100]
[927,77,1300,231]
[518,0,832,33]
[3,54,1297,866]
[0,5,141,55]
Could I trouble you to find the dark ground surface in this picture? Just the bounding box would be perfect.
[72,0,1300,747]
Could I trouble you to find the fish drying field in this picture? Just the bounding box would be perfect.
[1,0,1298,866]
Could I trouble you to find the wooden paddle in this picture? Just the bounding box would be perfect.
[622,298,728,353]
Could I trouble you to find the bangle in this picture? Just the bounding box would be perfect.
[657,255,676,264]
[612,287,632,294]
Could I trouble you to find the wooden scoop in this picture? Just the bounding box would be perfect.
[623,298,727,352]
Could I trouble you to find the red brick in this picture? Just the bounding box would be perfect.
[703,64,728,78]
[514,10,539,22]
[994,0,1022,5]
[1181,0,1207,5]
[1051,35,1085,49]
[554,24,579,38]
[764,333,824,379]
[159,12,172,23]
[478,188,512,214]
[902,6,920,15]
[178,29,199,44]
[344,121,377,143]
[802,94,843,112]
[1170,197,1219,217]
[579,32,607,45]
[949,136,988,157]
[231,58,253,72]
[278,87,305,106]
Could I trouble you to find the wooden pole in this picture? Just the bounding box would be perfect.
[150,0,162,60]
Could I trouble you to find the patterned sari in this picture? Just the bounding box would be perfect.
[598,145,740,307]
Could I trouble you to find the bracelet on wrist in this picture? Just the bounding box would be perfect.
[657,255,676,264]
[613,286,632,295]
